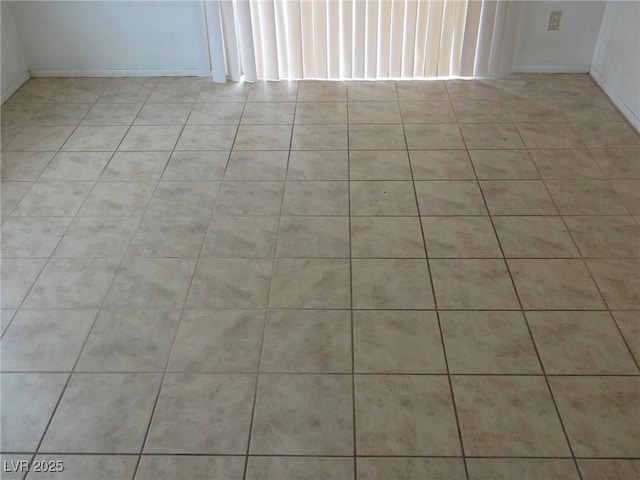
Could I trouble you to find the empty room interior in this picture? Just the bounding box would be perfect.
[1,0,639,479]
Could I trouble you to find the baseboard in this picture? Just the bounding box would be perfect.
[511,65,591,74]
[1,71,30,104]
[590,67,640,132]
[29,69,200,78]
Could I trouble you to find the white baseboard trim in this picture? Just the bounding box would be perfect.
[29,69,200,78]
[511,65,591,74]
[1,71,31,104]
[590,67,640,132]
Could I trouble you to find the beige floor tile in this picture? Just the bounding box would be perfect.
[564,215,640,257]
[470,149,540,179]
[586,258,640,309]
[1,151,55,181]
[137,455,244,480]
[55,216,139,258]
[610,179,640,214]
[1,258,47,308]
[30,102,91,126]
[352,259,434,309]
[291,124,346,150]
[187,102,244,125]
[527,311,637,374]
[287,151,349,180]
[350,181,417,216]
[467,459,580,480]
[431,259,519,309]
[410,150,476,180]
[186,258,272,309]
[351,216,425,258]
[404,123,465,149]
[550,376,640,457]
[76,309,180,372]
[202,216,278,257]
[270,258,350,308]
[161,151,229,181]
[349,150,411,180]
[282,181,349,215]
[396,80,447,101]
[447,79,499,101]
[415,181,486,215]
[517,122,583,148]
[573,121,640,148]
[276,216,349,257]
[63,126,129,151]
[509,259,604,310]
[590,147,640,178]
[294,102,347,124]
[353,310,446,373]
[82,103,141,126]
[422,216,501,258]
[358,458,466,480]
[242,102,296,124]
[453,375,571,456]
[177,125,238,150]
[453,99,511,123]
[41,151,112,181]
[2,309,96,372]
[168,310,264,372]
[197,82,249,102]
[224,151,288,181]
[250,374,353,455]
[1,373,67,452]
[261,310,351,373]
[127,216,207,258]
[349,101,402,124]
[546,179,629,215]
[441,311,540,374]
[25,258,119,308]
[530,149,604,179]
[216,181,284,216]
[147,79,201,103]
[1,181,32,219]
[612,311,640,364]
[349,124,406,150]
[79,182,156,217]
[1,216,71,258]
[146,181,219,217]
[101,151,169,181]
[493,215,579,258]
[400,100,456,123]
[348,81,397,101]
[99,82,154,104]
[145,374,254,454]
[355,375,460,455]
[234,125,291,150]
[248,81,298,102]
[578,460,640,480]
[460,123,525,149]
[6,125,74,151]
[15,181,94,217]
[134,102,192,125]
[104,257,195,309]
[41,373,161,453]
[247,457,353,480]
[29,455,137,480]
[481,180,557,215]
[297,81,347,101]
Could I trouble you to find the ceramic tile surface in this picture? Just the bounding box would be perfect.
[2,75,638,479]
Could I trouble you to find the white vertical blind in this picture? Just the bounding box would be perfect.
[210,0,519,81]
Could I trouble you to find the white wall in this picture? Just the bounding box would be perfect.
[513,1,606,73]
[1,2,29,102]
[591,1,640,130]
[9,1,203,77]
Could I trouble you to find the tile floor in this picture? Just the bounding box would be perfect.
[1,74,639,480]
